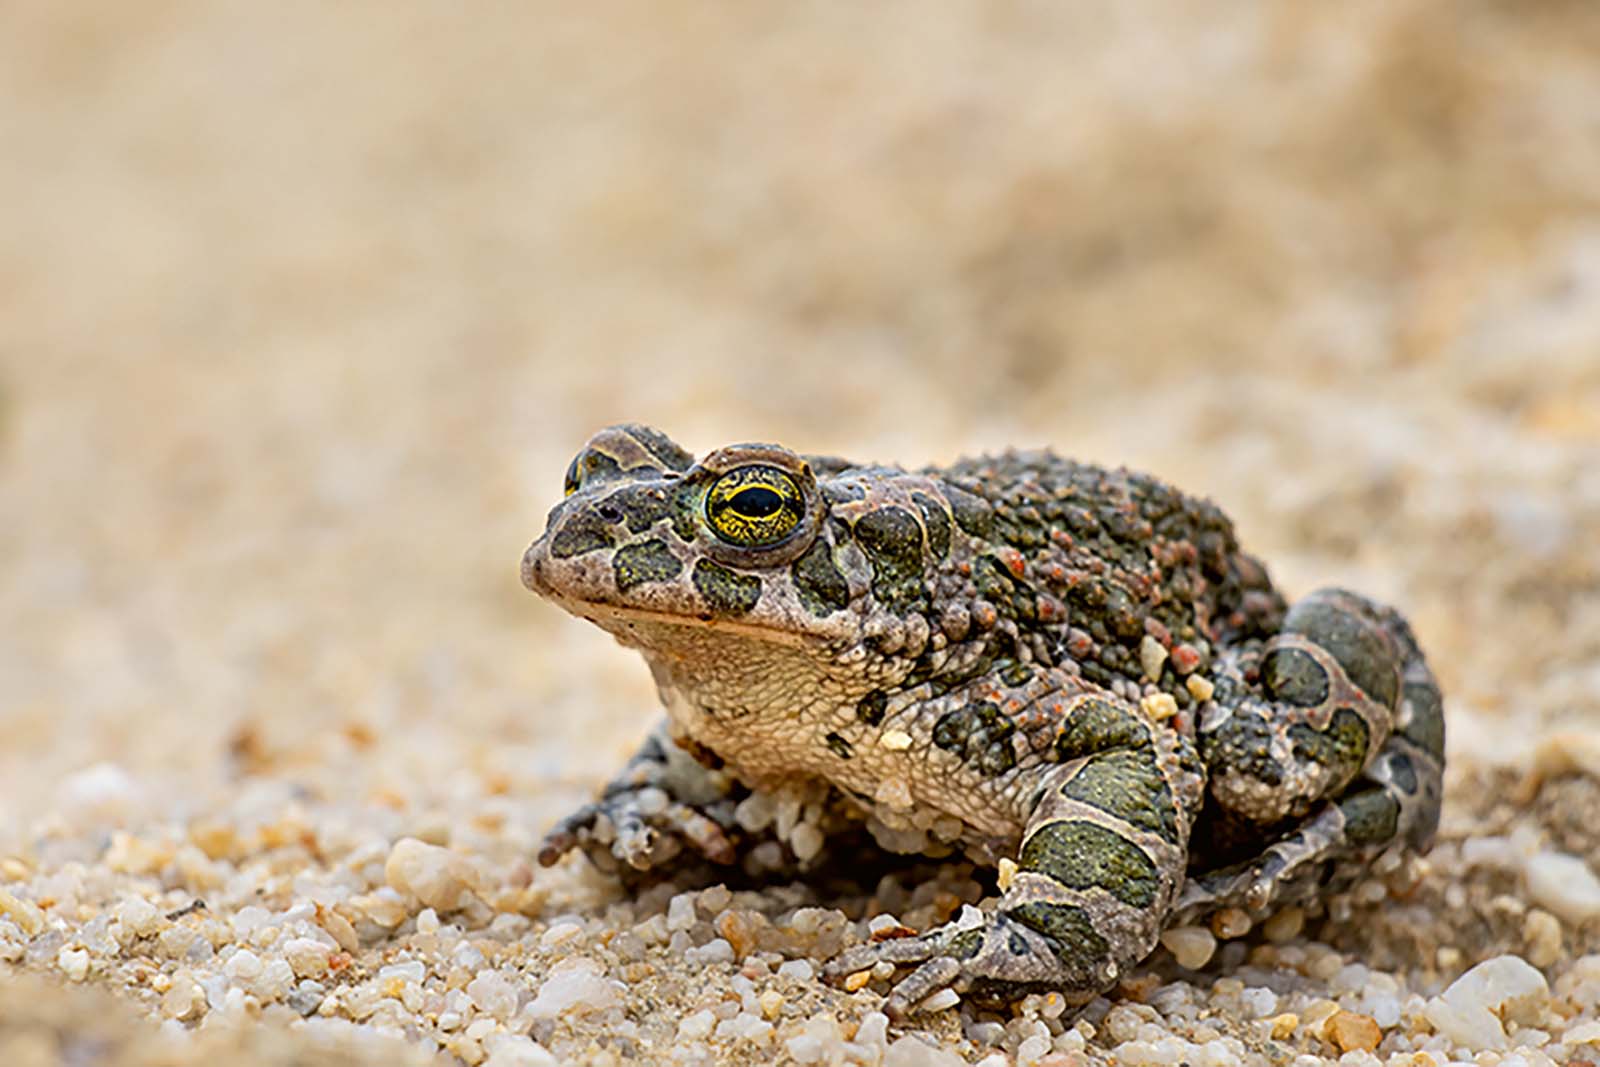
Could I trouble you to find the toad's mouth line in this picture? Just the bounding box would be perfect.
[537,592,823,650]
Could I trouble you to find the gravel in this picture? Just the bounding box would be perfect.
[4,1,1600,1065]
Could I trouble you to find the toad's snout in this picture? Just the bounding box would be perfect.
[521,538,550,596]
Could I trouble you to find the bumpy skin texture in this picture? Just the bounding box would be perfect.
[522,425,1445,1017]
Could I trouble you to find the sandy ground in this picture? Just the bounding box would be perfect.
[3,2,1600,1064]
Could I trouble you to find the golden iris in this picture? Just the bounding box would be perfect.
[705,466,804,546]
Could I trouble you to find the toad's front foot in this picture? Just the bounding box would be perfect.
[537,722,739,876]
[537,784,736,873]
[824,910,1104,1019]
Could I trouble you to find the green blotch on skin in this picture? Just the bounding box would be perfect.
[946,927,985,960]
[824,731,853,760]
[1200,706,1286,787]
[1400,679,1446,760]
[913,492,952,559]
[550,512,615,559]
[933,701,1017,775]
[1340,789,1401,846]
[1262,646,1330,707]
[856,690,887,726]
[1287,706,1370,785]
[791,538,850,616]
[853,506,925,609]
[971,555,1015,603]
[1284,596,1400,709]
[1002,902,1109,975]
[612,538,682,592]
[670,482,704,543]
[617,486,674,534]
[1019,819,1160,909]
[1053,698,1152,762]
[692,559,762,615]
[944,483,993,538]
[1000,661,1033,687]
[1058,748,1180,845]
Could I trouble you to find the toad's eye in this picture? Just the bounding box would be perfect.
[706,466,804,546]
[563,455,583,497]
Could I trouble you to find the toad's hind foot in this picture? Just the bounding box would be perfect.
[824,909,1100,1019]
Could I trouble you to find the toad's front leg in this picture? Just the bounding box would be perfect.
[538,718,744,877]
[826,695,1205,1017]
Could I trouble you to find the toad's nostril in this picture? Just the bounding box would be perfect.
[520,545,544,593]
[598,504,623,523]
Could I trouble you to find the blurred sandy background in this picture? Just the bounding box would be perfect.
[2,1,1599,1063]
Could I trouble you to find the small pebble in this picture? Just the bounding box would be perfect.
[777,959,814,981]
[1160,925,1217,970]
[1140,693,1178,721]
[880,730,914,751]
[1017,1033,1051,1063]
[524,959,621,1020]
[385,838,474,911]
[1424,954,1550,1051]
[791,823,825,862]
[687,937,735,964]
[1240,986,1277,1019]
[540,921,582,947]
[467,971,521,1020]
[715,1013,773,1042]
[698,885,732,914]
[868,913,903,935]
[57,946,89,981]
[0,889,45,936]
[733,793,776,832]
[114,897,162,938]
[666,894,696,932]
[1324,1009,1382,1053]
[283,937,330,978]
[481,1034,558,1067]
[1523,909,1563,967]
[161,978,202,1020]
[224,948,263,980]
[1524,851,1600,925]
[844,969,873,992]
[1210,908,1252,939]
[857,1011,890,1048]
[1140,635,1169,680]
[997,858,1018,891]
[1262,906,1304,943]
[885,1035,965,1067]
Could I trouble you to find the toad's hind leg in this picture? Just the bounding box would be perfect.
[826,693,1205,1016]
[1178,589,1444,921]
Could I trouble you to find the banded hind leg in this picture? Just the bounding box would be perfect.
[1176,588,1445,922]
[826,691,1205,1017]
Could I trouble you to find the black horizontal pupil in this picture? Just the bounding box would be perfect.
[731,486,783,518]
